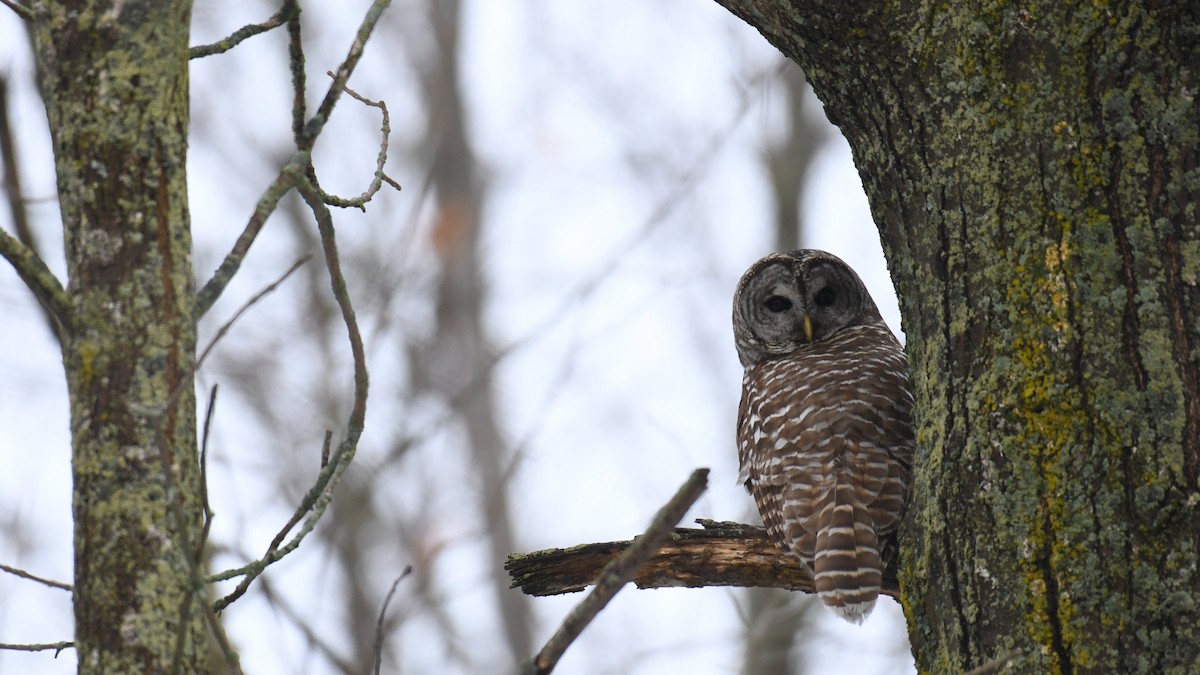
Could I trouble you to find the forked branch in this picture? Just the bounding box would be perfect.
[197,0,393,317]
[0,229,71,333]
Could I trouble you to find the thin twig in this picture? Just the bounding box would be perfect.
[0,641,73,654]
[523,468,710,675]
[197,255,311,373]
[263,431,330,554]
[316,72,402,209]
[0,563,71,592]
[319,429,332,468]
[373,567,414,675]
[198,0,390,317]
[189,4,297,59]
[196,155,309,317]
[299,0,392,147]
[199,385,219,551]
[0,0,33,21]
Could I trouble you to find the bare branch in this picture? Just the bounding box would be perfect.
[207,428,353,607]
[0,563,71,592]
[203,600,244,674]
[316,72,402,210]
[189,4,297,59]
[197,255,311,373]
[0,228,71,334]
[0,0,33,21]
[196,153,308,317]
[506,519,901,600]
[523,468,710,675]
[0,641,73,654]
[199,384,218,544]
[299,183,369,445]
[373,567,414,675]
[195,386,246,674]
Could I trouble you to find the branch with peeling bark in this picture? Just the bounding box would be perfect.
[507,519,900,599]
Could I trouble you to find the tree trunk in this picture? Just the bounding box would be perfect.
[33,1,207,671]
[716,2,1200,673]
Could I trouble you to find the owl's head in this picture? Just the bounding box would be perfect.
[732,249,883,367]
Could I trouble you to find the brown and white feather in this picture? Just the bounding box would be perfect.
[733,250,913,624]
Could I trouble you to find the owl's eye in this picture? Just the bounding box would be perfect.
[814,287,837,307]
[764,296,793,312]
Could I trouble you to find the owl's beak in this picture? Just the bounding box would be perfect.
[803,315,814,343]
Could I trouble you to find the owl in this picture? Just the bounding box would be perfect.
[733,249,913,624]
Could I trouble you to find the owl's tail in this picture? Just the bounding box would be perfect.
[812,484,882,624]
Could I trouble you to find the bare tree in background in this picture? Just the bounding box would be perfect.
[413,0,536,662]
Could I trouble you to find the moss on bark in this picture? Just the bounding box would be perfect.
[33,1,207,671]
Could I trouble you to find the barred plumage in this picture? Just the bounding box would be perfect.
[732,249,913,624]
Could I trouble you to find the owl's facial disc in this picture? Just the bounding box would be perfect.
[751,275,809,348]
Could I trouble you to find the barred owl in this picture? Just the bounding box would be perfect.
[733,249,913,624]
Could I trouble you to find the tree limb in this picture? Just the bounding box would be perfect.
[506,518,900,599]
[0,228,71,334]
[0,0,33,21]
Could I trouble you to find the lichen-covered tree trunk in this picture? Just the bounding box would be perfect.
[33,1,207,671]
[716,2,1200,673]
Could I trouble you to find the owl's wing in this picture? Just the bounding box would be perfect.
[735,371,756,488]
[737,371,792,488]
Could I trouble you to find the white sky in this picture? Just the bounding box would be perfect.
[0,1,913,673]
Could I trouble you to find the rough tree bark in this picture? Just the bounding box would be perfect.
[716,2,1200,674]
[32,0,207,672]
